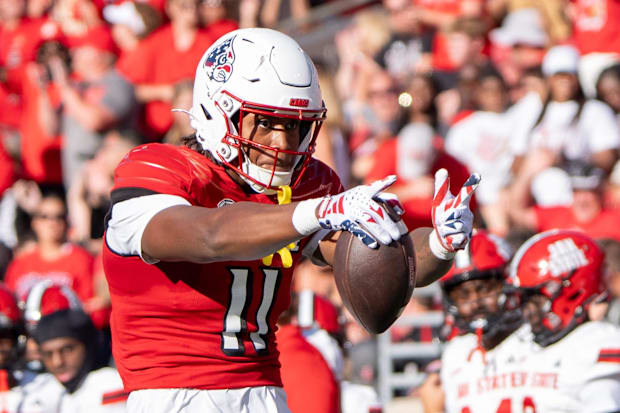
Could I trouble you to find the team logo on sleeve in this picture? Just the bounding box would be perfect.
[217,199,235,208]
[205,36,236,83]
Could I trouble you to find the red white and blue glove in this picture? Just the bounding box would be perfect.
[430,169,480,260]
[318,175,408,248]
[292,175,408,249]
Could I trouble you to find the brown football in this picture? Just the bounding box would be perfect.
[333,231,416,334]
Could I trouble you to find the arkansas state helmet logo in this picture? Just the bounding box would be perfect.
[205,36,236,83]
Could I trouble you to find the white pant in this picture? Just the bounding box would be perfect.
[127,386,291,413]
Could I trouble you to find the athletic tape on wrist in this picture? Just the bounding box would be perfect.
[429,229,456,261]
[292,198,323,236]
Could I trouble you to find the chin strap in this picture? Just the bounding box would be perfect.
[467,320,487,364]
[262,186,297,268]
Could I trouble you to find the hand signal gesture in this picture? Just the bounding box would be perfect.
[430,169,480,259]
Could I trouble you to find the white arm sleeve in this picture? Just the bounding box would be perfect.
[105,194,191,264]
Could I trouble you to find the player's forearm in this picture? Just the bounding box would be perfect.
[410,227,452,287]
[142,202,306,263]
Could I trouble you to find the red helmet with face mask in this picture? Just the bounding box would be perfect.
[508,229,605,346]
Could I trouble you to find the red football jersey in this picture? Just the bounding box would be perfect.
[102,143,343,392]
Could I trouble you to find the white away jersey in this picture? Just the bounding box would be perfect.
[441,322,620,413]
[8,367,126,413]
[441,325,534,413]
[518,321,620,413]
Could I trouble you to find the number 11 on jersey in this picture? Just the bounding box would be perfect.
[222,267,281,356]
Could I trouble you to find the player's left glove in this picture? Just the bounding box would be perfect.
[430,168,480,260]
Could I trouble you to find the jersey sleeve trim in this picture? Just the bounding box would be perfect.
[101,389,130,405]
[111,187,161,205]
[105,194,192,264]
[598,349,620,363]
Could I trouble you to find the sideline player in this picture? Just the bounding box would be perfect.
[419,230,525,413]
[102,28,480,412]
[508,230,620,412]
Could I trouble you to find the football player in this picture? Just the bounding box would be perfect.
[420,230,526,413]
[102,28,480,412]
[508,230,620,412]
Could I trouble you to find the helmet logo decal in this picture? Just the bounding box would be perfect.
[289,98,309,107]
[205,36,236,83]
[541,238,588,277]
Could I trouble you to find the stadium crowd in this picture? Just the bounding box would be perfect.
[1,0,620,412]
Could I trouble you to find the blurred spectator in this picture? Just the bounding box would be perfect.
[118,0,218,140]
[578,52,620,99]
[334,9,391,101]
[402,73,438,130]
[26,0,54,19]
[10,309,126,412]
[103,1,163,72]
[45,26,137,189]
[4,191,95,307]
[488,8,548,91]
[198,0,239,39]
[569,0,620,56]
[445,68,513,235]
[596,63,620,126]
[374,0,434,82]
[276,293,340,413]
[365,123,472,230]
[343,309,378,388]
[508,65,547,103]
[510,161,620,242]
[50,0,102,40]
[0,0,60,93]
[340,381,382,413]
[291,260,383,412]
[19,41,67,185]
[606,160,620,211]
[297,290,344,378]
[259,0,310,29]
[421,0,485,80]
[598,238,620,325]
[67,129,142,251]
[510,45,620,178]
[486,0,570,44]
[432,17,489,93]
[313,64,350,187]
[348,69,407,183]
[293,257,340,307]
[163,81,194,145]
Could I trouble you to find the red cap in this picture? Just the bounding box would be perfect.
[440,230,511,290]
[66,25,117,54]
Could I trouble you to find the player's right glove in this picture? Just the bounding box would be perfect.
[291,176,408,249]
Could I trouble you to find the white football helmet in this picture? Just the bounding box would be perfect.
[187,28,326,193]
